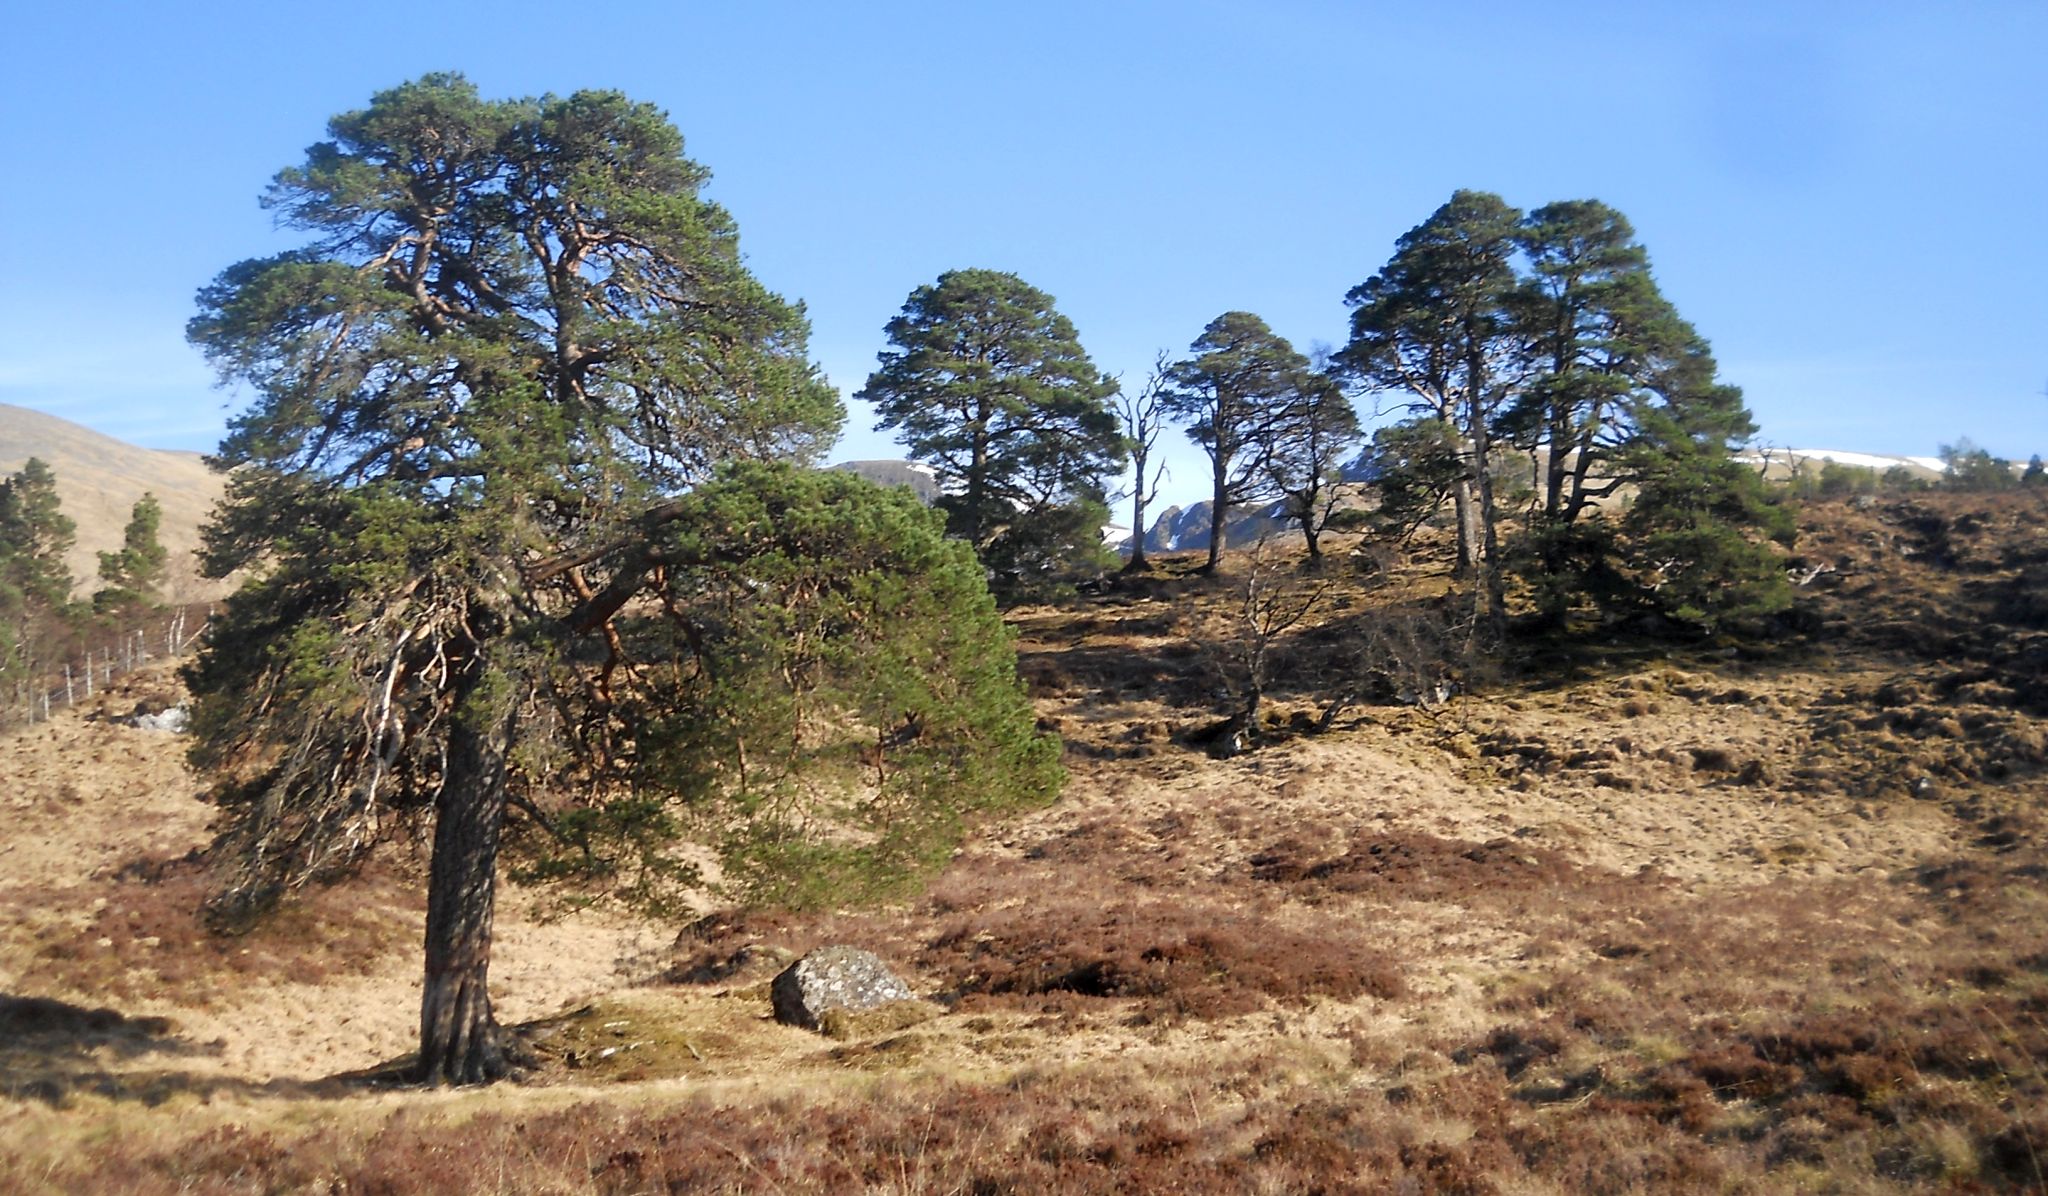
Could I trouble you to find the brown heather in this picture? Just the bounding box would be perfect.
[2,490,2045,1194]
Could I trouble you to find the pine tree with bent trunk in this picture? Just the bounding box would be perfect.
[1263,358,1362,562]
[1161,312,1307,572]
[184,74,850,1085]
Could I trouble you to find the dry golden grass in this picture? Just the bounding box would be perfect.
[1,492,2044,1193]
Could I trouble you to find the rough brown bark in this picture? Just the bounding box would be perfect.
[962,390,992,550]
[1205,452,1228,572]
[1296,504,1323,561]
[417,679,522,1086]
[1449,470,1478,578]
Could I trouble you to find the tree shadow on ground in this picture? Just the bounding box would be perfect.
[1017,640,1211,708]
[0,992,391,1107]
[2,992,643,1106]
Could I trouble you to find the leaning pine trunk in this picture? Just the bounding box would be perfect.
[1297,498,1322,561]
[418,691,519,1085]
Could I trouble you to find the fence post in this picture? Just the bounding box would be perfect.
[64,664,74,707]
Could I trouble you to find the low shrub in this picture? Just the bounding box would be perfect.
[924,896,1404,1019]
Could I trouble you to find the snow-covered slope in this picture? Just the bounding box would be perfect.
[1788,449,1946,474]
[1736,448,1948,479]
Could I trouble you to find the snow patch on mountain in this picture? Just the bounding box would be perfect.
[1736,448,1948,477]
[1790,449,1947,473]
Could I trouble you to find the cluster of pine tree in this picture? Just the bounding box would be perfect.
[0,457,168,697]
[855,193,1793,634]
[1340,191,1794,635]
[1771,440,2041,500]
[856,277,1366,593]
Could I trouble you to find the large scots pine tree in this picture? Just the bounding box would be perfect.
[859,269,1123,597]
[1343,190,1791,633]
[186,75,1054,1085]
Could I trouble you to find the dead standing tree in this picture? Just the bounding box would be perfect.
[1181,539,1329,756]
[1117,352,1171,573]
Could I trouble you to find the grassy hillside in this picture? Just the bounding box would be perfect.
[0,491,2042,1193]
[0,403,228,603]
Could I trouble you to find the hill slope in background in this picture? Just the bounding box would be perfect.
[1740,446,1951,480]
[0,404,228,603]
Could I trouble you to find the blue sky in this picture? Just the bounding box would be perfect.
[3,2,2042,509]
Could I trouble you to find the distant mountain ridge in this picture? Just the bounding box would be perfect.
[826,459,943,503]
[0,403,229,603]
[1137,498,1296,554]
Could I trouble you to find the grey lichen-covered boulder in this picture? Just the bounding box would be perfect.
[126,705,189,733]
[770,946,915,1032]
